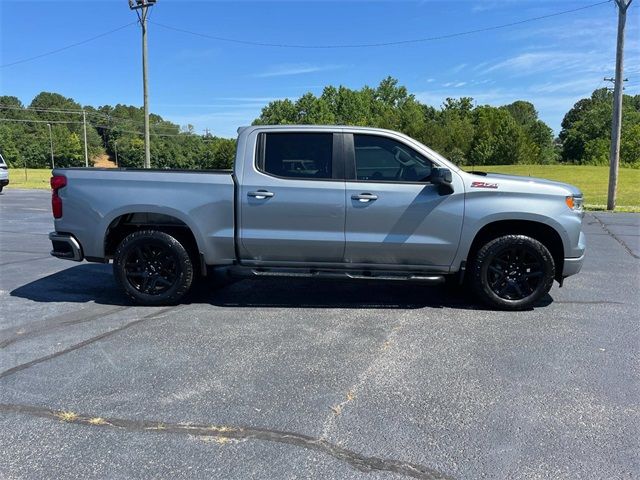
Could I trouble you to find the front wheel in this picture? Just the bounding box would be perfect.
[469,235,555,310]
[113,230,194,305]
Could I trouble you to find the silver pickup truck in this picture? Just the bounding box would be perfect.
[49,125,585,310]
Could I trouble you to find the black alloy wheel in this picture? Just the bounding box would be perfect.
[486,245,544,300]
[124,243,178,295]
[113,230,194,305]
[470,235,555,310]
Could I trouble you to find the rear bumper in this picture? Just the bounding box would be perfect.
[49,232,83,261]
[563,253,585,277]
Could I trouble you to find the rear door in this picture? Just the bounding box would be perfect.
[343,133,464,268]
[238,130,346,264]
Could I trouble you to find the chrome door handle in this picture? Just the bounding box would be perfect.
[351,193,378,202]
[248,190,274,199]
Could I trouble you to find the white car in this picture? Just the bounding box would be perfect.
[0,153,8,192]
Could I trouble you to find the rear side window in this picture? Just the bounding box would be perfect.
[354,134,432,182]
[258,132,333,179]
[0,153,5,166]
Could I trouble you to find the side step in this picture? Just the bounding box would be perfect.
[248,268,445,284]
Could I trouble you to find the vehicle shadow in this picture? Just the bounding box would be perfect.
[10,263,552,310]
[10,263,131,306]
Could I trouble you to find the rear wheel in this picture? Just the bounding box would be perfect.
[470,235,554,310]
[113,230,193,305]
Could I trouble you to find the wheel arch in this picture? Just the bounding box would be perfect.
[104,211,203,273]
[466,219,565,281]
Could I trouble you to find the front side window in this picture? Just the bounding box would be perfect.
[354,134,433,182]
[259,132,333,180]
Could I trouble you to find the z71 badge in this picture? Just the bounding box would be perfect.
[471,181,499,189]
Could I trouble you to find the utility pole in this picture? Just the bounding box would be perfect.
[129,0,156,169]
[604,76,628,93]
[46,123,55,169]
[114,140,119,167]
[82,110,89,167]
[607,0,633,211]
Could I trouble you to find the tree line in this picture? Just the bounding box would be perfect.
[0,78,638,169]
[0,92,236,170]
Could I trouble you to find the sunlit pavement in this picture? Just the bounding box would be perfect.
[1,188,638,479]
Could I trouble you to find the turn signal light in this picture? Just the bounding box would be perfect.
[565,195,584,211]
[565,196,575,209]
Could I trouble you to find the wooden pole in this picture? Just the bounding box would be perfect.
[607,0,632,210]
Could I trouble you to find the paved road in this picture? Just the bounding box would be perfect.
[1,189,638,480]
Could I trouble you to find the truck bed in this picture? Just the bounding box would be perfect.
[52,167,237,265]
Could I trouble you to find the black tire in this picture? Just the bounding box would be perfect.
[113,230,193,306]
[469,235,555,310]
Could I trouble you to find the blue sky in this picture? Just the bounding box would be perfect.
[1,0,638,138]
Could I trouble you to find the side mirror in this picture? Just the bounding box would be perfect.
[430,167,452,185]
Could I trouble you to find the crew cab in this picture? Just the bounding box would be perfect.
[49,125,586,310]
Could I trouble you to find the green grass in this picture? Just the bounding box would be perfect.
[5,168,53,190]
[464,165,639,212]
[6,165,639,212]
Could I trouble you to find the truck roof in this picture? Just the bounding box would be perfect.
[238,124,403,135]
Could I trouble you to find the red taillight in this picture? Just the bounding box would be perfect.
[51,175,66,190]
[51,175,67,219]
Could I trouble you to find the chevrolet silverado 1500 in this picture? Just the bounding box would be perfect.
[49,125,585,310]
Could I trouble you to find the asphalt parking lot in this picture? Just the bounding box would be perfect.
[1,188,638,480]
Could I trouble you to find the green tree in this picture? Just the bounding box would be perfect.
[253,99,298,124]
[469,106,528,166]
[503,101,556,164]
[251,78,559,168]
[559,88,640,167]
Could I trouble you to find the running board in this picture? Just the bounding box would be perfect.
[247,268,445,284]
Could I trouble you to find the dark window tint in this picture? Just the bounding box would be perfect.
[354,134,432,182]
[261,133,333,179]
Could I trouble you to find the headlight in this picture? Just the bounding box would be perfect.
[565,195,584,211]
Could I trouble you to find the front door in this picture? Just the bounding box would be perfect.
[344,133,464,267]
[239,131,346,263]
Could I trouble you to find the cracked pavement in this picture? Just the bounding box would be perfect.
[1,189,639,479]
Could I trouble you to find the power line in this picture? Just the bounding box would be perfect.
[91,124,196,137]
[0,105,113,119]
[85,110,167,128]
[0,22,137,68]
[0,104,169,128]
[0,0,612,73]
[151,1,611,49]
[0,117,82,125]
[0,117,195,137]
[0,105,87,115]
